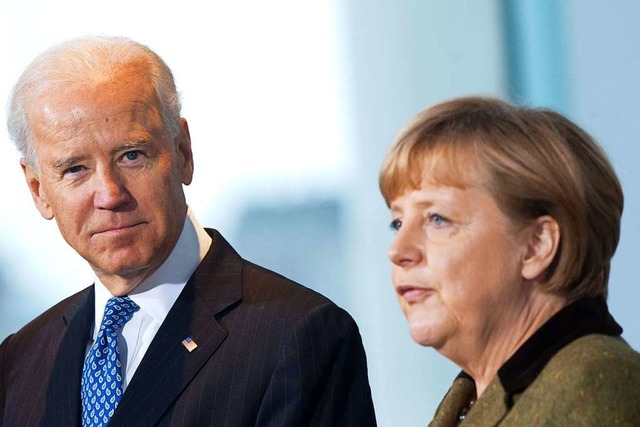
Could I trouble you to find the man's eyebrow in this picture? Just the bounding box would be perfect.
[111,140,151,153]
[52,156,84,171]
[50,140,151,169]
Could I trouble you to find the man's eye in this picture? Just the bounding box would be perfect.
[389,219,402,231]
[66,165,84,174]
[124,151,140,161]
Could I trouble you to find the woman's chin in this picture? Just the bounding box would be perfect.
[408,317,446,348]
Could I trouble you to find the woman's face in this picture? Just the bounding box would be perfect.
[388,179,530,357]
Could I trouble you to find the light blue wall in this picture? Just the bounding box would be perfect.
[1,2,638,426]
[502,0,569,112]
[334,1,505,424]
[503,0,640,350]
[565,0,640,348]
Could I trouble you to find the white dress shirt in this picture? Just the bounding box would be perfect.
[90,208,212,390]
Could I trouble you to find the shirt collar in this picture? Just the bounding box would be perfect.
[497,296,622,395]
[93,207,212,338]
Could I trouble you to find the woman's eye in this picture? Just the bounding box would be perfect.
[428,213,448,227]
[389,219,402,231]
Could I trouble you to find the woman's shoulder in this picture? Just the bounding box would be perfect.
[520,334,640,424]
[548,334,640,376]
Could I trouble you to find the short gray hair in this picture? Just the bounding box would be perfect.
[7,36,182,169]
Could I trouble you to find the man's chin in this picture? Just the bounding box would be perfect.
[90,258,154,284]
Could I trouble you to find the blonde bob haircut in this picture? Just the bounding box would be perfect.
[380,97,623,300]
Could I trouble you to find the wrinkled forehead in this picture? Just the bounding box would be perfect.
[380,135,489,205]
[29,64,159,124]
[29,59,156,107]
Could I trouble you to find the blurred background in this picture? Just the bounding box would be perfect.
[1,1,638,425]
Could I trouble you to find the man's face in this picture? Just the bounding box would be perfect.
[23,63,194,293]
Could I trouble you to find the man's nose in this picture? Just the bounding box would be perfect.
[93,168,132,210]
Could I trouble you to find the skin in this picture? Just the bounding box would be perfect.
[22,62,194,296]
[387,176,565,397]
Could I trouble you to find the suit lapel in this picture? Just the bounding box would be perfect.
[42,287,94,427]
[110,230,243,426]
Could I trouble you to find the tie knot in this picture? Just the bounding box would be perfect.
[101,296,140,332]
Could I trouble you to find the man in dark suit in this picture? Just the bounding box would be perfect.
[0,36,376,426]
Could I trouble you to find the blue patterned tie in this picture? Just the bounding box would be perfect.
[81,296,140,426]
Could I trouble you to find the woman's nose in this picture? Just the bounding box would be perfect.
[387,225,424,267]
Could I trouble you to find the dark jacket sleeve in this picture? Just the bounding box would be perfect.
[0,334,11,425]
[255,303,376,426]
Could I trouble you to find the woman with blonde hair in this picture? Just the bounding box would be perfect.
[380,97,640,425]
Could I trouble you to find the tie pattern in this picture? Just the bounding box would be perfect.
[81,296,139,426]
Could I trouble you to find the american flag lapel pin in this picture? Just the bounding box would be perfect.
[182,337,198,352]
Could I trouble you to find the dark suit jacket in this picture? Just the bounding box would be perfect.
[0,229,376,426]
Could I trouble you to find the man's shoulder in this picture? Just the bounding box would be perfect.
[238,258,357,326]
[241,259,332,303]
[2,286,92,350]
[204,228,341,316]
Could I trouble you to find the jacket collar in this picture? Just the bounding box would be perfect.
[45,286,94,427]
[498,296,622,395]
[434,297,623,425]
[49,229,242,427]
[110,228,243,426]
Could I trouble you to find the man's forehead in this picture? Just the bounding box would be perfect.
[36,59,154,99]
[32,68,156,118]
[27,89,162,155]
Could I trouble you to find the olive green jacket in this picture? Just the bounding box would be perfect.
[430,298,640,426]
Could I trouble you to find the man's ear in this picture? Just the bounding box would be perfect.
[21,158,54,220]
[521,215,560,281]
[177,118,194,186]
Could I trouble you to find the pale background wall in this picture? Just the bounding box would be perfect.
[1,1,638,425]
